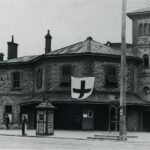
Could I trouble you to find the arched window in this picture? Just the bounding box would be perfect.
[144,23,148,35]
[139,23,143,35]
[143,54,149,67]
[36,69,43,89]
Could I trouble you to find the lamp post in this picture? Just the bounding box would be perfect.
[120,0,127,141]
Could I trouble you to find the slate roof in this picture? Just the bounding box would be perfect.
[127,7,150,17]
[0,55,38,64]
[47,37,136,57]
[0,37,140,65]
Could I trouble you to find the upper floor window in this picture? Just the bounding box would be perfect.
[13,72,20,88]
[144,23,148,35]
[105,65,118,88]
[36,69,43,89]
[60,64,73,86]
[143,54,149,67]
[139,23,143,35]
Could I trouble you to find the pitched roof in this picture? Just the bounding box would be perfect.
[48,37,136,57]
[0,55,38,64]
[0,37,140,65]
[127,7,150,17]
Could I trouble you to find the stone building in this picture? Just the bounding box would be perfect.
[0,7,150,131]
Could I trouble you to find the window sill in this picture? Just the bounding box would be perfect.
[11,88,22,91]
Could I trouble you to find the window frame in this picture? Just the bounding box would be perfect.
[139,23,143,35]
[12,72,21,89]
[104,65,118,88]
[36,68,43,89]
[143,54,149,68]
[60,64,73,87]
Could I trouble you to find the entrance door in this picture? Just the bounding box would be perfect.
[143,111,150,131]
[54,104,82,130]
[82,109,94,130]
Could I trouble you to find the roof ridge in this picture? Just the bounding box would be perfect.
[87,38,91,52]
[50,41,84,54]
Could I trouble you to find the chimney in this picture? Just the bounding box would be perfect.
[45,30,52,53]
[0,53,4,61]
[7,35,18,59]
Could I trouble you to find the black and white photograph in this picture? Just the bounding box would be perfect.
[0,0,150,149]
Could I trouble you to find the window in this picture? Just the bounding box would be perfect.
[5,105,12,114]
[143,87,150,95]
[144,23,148,35]
[88,110,93,118]
[105,65,118,88]
[39,114,44,121]
[60,65,72,86]
[143,54,149,67]
[36,69,43,89]
[13,72,20,88]
[139,23,143,35]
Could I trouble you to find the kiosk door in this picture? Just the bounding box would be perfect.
[82,109,94,130]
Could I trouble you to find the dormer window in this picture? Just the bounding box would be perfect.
[143,54,149,68]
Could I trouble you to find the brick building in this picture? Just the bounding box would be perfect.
[0,8,150,131]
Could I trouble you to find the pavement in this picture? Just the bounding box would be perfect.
[0,129,150,142]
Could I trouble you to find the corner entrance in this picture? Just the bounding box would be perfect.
[54,103,109,131]
[54,104,82,130]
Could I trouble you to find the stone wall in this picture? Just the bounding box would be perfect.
[0,66,34,95]
[46,57,138,94]
[0,95,32,129]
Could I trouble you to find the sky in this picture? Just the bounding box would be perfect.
[0,0,149,59]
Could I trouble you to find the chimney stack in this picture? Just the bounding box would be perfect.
[7,35,18,59]
[45,30,52,53]
[0,53,4,61]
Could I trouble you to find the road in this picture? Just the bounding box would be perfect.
[0,135,149,150]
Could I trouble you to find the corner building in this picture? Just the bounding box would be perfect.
[0,8,150,131]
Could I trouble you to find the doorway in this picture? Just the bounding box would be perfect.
[143,111,150,131]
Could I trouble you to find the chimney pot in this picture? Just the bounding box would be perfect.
[7,35,18,59]
[0,53,4,61]
[45,30,52,53]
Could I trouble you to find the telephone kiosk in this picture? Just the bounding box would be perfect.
[36,101,55,135]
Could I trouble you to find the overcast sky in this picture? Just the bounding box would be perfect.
[0,0,149,59]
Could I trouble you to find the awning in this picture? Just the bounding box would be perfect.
[19,95,42,106]
[19,92,149,106]
[47,92,149,106]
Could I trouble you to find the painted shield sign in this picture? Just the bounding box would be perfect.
[71,76,95,100]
